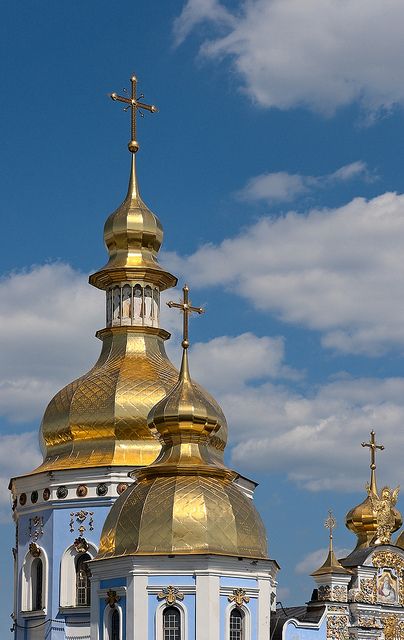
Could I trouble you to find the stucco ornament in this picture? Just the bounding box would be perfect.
[228,588,250,607]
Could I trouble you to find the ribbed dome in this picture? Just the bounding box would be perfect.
[97,347,268,559]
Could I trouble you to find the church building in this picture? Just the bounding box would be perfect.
[8,74,404,640]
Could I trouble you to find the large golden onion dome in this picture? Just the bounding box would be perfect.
[34,124,227,473]
[345,431,402,550]
[97,335,268,559]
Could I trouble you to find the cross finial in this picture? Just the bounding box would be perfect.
[167,285,204,349]
[362,429,384,494]
[324,510,337,552]
[110,74,158,154]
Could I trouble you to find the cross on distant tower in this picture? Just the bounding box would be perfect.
[167,285,204,349]
[362,430,384,472]
[324,510,337,551]
[110,74,158,153]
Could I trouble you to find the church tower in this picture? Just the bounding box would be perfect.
[9,75,227,640]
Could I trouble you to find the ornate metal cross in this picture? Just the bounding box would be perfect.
[167,285,204,349]
[110,74,158,153]
[362,430,384,472]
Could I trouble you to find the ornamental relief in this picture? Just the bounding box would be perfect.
[382,614,404,640]
[326,614,349,640]
[318,585,347,603]
[349,577,377,604]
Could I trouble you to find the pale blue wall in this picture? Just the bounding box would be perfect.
[284,616,326,640]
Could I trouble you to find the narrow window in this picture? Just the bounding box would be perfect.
[31,558,43,611]
[163,606,181,640]
[230,608,244,640]
[111,608,120,640]
[76,553,91,606]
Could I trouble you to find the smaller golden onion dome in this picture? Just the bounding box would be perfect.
[89,155,176,291]
[345,431,402,550]
[96,337,268,560]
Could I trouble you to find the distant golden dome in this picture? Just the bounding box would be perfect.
[97,347,268,559]
[346,489,402,550]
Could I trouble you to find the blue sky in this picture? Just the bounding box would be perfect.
[2,0,404,631]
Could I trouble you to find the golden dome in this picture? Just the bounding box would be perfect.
[33,154,227,474]
[97,345,268,559]
[345,431,402,549]
[89,156,176,292]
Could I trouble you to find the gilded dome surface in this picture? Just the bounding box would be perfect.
[97,473,268,559]
[36,328,227,473]
[97,339,268,560]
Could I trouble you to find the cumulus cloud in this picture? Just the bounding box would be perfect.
[174,0,404,115]
[164,192,404,355]
[0,432,41,522]
[237,162,371,204]
[295,547,351,575]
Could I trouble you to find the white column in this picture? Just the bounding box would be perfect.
[196,574,220,640]
[128,573,148,640]
[257,578,271,640]
[90,579,99,640]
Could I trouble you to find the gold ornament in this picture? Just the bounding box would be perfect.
[29,542,41,558]
[368,485,400,545]
[157,586,184,605]
[105,589,120,608]
[228,588,250,607]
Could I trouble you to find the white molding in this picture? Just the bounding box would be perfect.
[21,545,49,614]
[103,603,123,640]
[155,600,188,640]
[60,542,97,608]
[224,603,251,640]
[128,574,148,640]
[90,578,100,640]
[282,610,327,640]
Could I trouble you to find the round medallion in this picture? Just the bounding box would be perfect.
[56,485,68,499]
[19,493,27,506]
[117,482,128,495]
[43,488,51,501]
[76,484,88,497]
[97,483,108,497]
[31,490,38,504]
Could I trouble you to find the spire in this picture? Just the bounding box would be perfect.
[361,429,384,495]
[89,74,176,292]
[146,285,227,472]
[312,511,350,576]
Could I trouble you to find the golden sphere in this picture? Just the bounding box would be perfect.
[128,140,140,153]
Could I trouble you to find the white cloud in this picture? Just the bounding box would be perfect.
[237,162,370,204]
[0,432,41,522]
[295,547,351,575]
[164,192,404,355]
[175,0,404,115]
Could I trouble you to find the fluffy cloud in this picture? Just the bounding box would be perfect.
[188,334,404,492]
[295,547,351,575]
[174,0,404,115]
[164,192,404,355]
[237,162,371,204]
[0,264,102,422]
[0,432,41,522]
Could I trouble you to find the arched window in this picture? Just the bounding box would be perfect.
[163,606,181,640]
[111,608,120,640]
[31,558,43,611]
[75,553,91,606]
[230,608,244,640]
